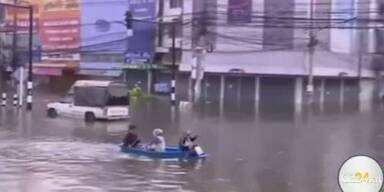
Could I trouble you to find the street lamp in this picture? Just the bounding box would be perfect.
[171,19,177,107]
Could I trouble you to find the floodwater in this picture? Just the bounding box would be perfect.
[0,94,383,192]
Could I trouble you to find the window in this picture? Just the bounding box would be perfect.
[170,0,182,8]
[164,23,182,38]
[379,3,384,16]
[74,85,129,107]
[107,85,129,106]
[60,94,73,104]
[74,87,108,107]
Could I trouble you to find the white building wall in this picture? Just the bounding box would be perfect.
[330,0,355,53]
[181,49,374,77]
[214,0,263,52]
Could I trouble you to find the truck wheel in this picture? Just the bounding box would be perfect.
[85,112,96,123]
[47,108,58,118]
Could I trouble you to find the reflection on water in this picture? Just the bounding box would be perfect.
[0,137,205,192]
[0,98,382,192]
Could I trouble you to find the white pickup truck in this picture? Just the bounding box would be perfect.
[47,80,130,122]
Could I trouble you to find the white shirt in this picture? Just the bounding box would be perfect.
[151,136,166,152]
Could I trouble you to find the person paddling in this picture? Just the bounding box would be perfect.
[179,130,198,152]
[122,125,140,148]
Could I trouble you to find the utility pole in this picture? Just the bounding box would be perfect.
[0,65,3,107]
[11,0,17,71]
[0,70,3,108]
[190,8,208,104]
[171,19,177,107]
[1,4,8,108]
[191,46,204,103]
[357,30,363,80]
[157,0,164,46]
[26,5,32,110]
[0,4,4,106]
[307,0,317,105]
[11,0,18,109]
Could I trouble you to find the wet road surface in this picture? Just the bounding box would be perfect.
[0,95,383,192]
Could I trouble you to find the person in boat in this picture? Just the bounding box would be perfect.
[147,128,166,152]
[122,125,140,148]
[179,130,198,152]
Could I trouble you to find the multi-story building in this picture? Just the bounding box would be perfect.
[177,0,381,115]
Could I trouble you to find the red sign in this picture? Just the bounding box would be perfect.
[40,17,80,51]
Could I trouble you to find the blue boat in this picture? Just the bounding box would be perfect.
[120,145,208,159]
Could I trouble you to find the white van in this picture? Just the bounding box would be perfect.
[47,80,130,122]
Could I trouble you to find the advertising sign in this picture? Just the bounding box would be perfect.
[40,14,80,51]
[40,0,80,53]
[78,0,129,76]
[126,0,156,64]
[80,0,128,52]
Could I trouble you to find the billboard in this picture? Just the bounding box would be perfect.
[80,0,128,52]
[228,0,252,23]
[126,0,156,64]
[78,0,129,76]
[40,0,80,54]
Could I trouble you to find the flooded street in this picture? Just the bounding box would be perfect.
[0,95,383,192]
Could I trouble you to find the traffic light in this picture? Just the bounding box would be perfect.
[125,11,133,29]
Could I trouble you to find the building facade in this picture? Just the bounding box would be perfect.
[1,0,383,114]
[177,0,382,114]
[0,0,185,93]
